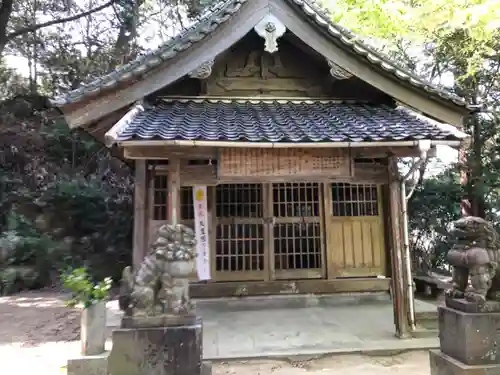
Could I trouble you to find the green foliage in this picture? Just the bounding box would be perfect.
[40,118,98,167]
[60,267,112,308]
[0,211,63,295]
[0,102,132,294]
[0,60,29,100]
[408,167,464,271]
[321,0,500,75]
[33,174,133,281]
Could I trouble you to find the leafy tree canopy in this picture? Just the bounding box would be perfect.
[321,0,500,75]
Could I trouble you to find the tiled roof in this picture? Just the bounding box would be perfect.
[290,0,471,108]
[50,0,247,106]
[50,0,475,112]
[113,98,468,143]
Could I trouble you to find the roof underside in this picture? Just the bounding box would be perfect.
[114,99,467,144]
[50,0,473,115]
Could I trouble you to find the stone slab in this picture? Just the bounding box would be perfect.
[108,322,203,375]
[67,352,109,375]
[439,306,500,366]
[446,298,500,313]
[202,362,212,375]
[430,349,500,375]
[81,302,107,355]
[121,314,200,328]
[106,296,441,360]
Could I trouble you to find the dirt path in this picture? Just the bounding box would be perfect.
[213,351,431,375]
[0,291,81,374]
[0,290,80,346]
[0,291,432,375]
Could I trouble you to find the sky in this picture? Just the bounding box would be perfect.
[4,1,460,175]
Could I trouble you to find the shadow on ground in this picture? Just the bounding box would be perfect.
[0,291,80,346]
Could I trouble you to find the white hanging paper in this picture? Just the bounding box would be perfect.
[193,185,211,280]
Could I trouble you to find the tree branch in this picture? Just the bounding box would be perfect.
[0,0,14,52]
[6,0,117,41]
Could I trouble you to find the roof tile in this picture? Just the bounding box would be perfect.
[50,0,475,113]
[115,99,467,143]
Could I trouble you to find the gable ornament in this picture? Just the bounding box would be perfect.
[327,60,353,80]
[188,59,215,79]
[254,14,286,54]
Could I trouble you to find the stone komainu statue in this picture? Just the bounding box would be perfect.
[446,216,500,303]
[119,224,197,316]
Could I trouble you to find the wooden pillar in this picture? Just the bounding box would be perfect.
[133,160,147,270]
[388,156,411,338]
[168,158,181,225]
[459,148,473,216]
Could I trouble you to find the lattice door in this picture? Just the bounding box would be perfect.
[324,183,385,277]
[149,173,168,247]
[213,184,267,281]
[270,183,325,280]
[149,175,195,246]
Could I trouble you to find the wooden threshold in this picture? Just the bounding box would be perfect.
[189,278,390,298]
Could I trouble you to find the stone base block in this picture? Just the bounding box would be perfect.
[439,305,500,365]
[81,302,107,356]
[67,352,109,375]
[202,362,212,375]
[446,298,500,313]
[108,319,203,375]
[429,350,500,375]
[121,314,199,329]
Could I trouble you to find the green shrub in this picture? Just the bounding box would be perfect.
[34,174,132,281]
[61,267,112,308]
[0,211,63,294]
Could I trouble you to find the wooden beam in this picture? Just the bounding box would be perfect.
[133,160,148,269]
[168,158,181,225]
[189,278,390,298]
[123,146,217,160]
[387,156,411,338]
[123,145,429,161]
[352,146,437,158]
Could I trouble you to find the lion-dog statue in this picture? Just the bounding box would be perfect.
[119,223,197,317]
[446,216,500,303]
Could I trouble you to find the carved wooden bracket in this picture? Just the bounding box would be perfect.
[254,14,286,54]
[327,60,353,80]
[188,59,215,79]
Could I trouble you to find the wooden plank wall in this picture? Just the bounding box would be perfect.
[145,159,389,186]
[140,155,393,296]
[324,184,386,278]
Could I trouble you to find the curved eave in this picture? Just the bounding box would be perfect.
[287,0,475,113]
[51,0,474,130]
[49,0,247,108]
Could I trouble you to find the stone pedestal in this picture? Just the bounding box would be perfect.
[67,352,109,375]
[81,301,107,355]
[429,298,500,375]
[108,315,210,375]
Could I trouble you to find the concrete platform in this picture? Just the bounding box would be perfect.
[67,352,109,375]
[106,293,439,360]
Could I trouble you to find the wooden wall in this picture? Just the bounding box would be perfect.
[206,34,329,97]
[147,32,394,103]
[142,155,390,289]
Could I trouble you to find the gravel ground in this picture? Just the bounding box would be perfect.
[0,291,432,375]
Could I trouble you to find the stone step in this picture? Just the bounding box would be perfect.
[412,326,438,338]
[415,309,438,330]
[193,292,391,312]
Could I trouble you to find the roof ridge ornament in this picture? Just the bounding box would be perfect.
[327,60,353,80]
[254,14,286,54]
[188,59,215,79]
